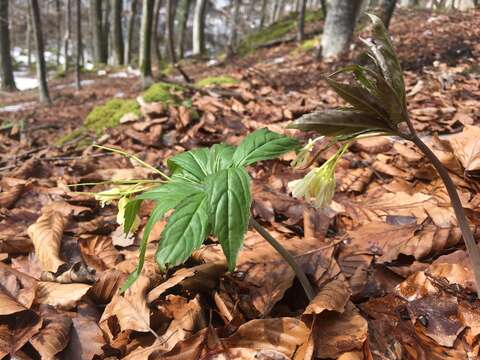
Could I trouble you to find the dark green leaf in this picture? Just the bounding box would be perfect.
[288,109,390,136]
[167,148,210,182]
[205,167,251,271]
[207,143,235,173]
[365,13,406,107]
[124,199,142,234]
[156,192,210,269]
[232,128,299,166]
[137,181,202,201]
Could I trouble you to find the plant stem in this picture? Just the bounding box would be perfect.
[249,217,316,301]
[406,132,480,298]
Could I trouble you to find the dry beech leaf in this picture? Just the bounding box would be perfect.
[448,124,480,174]
[0,263,37,313]
[0,312,42,358]
[79,235,121,271]
[27,210,66,273]
[304,278,351,315]
[35,282,91,310]
[89,269,127,304]
[0,182,27,209]
[30,307,72,358]
[63,315,105,360]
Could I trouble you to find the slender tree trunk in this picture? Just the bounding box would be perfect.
[90,0,107,64]
[377,0,398,29]
[177,0,192,59]
[139,0,154,88]
[319,0,362,59]
[64,0,72,73]
[297,0,307,41]
[102,0,110,62]
[259,0,268,29]
[0,0,16,91]
[271,0,280,22]
[56,0,62,67]
[152,0,163,65]
[27,0,32,67]
[29,0,51,103]
[125,0,138,65]
[75,0,81,89]
[111,0,124,65]
[192,0,207,56]
[320,0,328,16]
[166,0,177,63]
[227,0,241,55]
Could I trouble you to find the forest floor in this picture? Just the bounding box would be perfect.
[1,8,480,360]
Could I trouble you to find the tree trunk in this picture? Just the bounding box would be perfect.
[192,0,207,56]
[111,0,124,65]
[102,0,110,61]
[125,0,138,65]
[64,0,72,73]
[90,0,107,64]
[139,0,154,88]
[75,0,81,89]
[166,0,177,63]
[297,0,307,41]
[227,0,241,55]
[152,0,163,65]
[259,0,268,29]
[55,0,62,67]
[377,0,398,29]
[320,0,328,15]
[177,0,192,59]
[0,0,16,91]
[29,0,51,103]
[319,0,362,59]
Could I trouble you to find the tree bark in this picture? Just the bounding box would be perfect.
[166,0,177,63]
[55,0,62,67]
[29,0,51,103]
[319,0,362,59]
[111,0,124,65]
[90,0,107,64]
[0,0,16,91]
[227,0,241,55]
[125,0,138,65]
[377,0,398,29]
[297,0,307,41]
[177,0,192,59]
[152,0,163,65]
[139,0,154,88]
[259,0,268,29]
[192,0,207,56]
[64,0,72,73]
[75,0,81,89]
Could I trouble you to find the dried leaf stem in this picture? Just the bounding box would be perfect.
[249,217,316,301]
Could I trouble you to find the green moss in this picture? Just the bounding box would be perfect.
[142,82,184,104]
[292,37,320,55]
[238,9,324,55]
[54,127,87,146]
[195,75,239,88]
[84,99,140,134]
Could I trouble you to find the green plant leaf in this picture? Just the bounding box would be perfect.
[288,109,390,136]
[365,13,406,107]
[205,167,252,270]
[167,148,210,182]
[124,199,142,234]
[232,128,299,166]
[156,192,210,269]
[207,143,235,173]
[121,183,202,293]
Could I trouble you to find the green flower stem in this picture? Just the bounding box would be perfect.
[249,217,316,301]
[405,131,480,298]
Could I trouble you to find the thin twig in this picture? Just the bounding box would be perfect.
[249,217,316,301]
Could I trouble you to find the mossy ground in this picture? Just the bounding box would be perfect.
[293,37,320,55]
[84,99,140,134]
[195,75,239,88]
[142,82,184,104]
[237,9,324,56]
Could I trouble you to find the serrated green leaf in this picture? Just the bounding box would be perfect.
[156,192,210,269]
[232,128,299,166]
[366,13,406,107]
[207,143,235,173]
[121,183,202,293]
[167,148,210,182]
[124,199,142,234]
[205,167,251,271]
[288,109,390,136]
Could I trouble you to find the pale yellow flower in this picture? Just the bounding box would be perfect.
[117,196,140,233]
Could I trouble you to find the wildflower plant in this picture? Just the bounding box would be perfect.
[288,14,480,298]
[97,129,299,292]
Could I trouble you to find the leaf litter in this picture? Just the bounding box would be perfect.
[1,8,480,360]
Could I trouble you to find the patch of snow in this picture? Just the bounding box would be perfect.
[1,101,35,113]
[13,71,38,91]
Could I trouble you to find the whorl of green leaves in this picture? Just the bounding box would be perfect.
[120,129,299,292]
[289,14,408,140]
